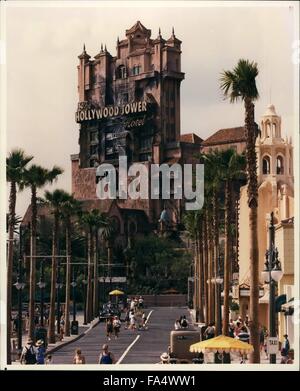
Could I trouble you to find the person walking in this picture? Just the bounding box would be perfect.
[99,344,115,364]
[113,316,121,339]
[281,334,290,363]
[237,326,250,363]
[129,310,136,330]
[20,338,37,365]
[73,348,86,364]
[124,309,130,329]
[106,317,113,340]
[36,339,46,364]
[138,296,144,309]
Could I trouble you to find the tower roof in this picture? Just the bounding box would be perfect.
[126,21,151,37]
[78,44,91,60]
[263,104,277,116]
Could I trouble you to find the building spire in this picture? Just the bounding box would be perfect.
[104,44,107,52]
[101,43,103,52]
[172,27,175,36]
[159,27,161,36]
[83,43,86,52]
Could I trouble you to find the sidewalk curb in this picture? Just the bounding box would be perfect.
[46,319,100,355]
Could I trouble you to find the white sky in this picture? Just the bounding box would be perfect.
[4,1,298,217]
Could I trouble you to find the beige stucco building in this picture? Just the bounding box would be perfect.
[237,104,294,342]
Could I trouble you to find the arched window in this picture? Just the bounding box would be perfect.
[262,156,270,175]
[276,156,284,175]
[117,65,126,79]
[266,122,271,138]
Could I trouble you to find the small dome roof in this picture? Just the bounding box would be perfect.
[263,104,277,116]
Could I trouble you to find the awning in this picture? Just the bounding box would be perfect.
[275,294,287,312]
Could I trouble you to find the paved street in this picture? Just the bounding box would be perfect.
[51,307,191,364]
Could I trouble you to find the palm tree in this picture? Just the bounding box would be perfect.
[216,149,246,336]
[79,210,110,322]
[202,151,223,333]
[20,164,62,340]
[60,195,81,336]
[183,210,204,323]
[44,189,70,343]
[220,59,260,362]
[6,149,33,364]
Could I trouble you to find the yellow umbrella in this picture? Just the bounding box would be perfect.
[109,289,124,296]
[190,335,254,355]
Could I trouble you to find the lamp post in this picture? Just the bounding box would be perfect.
[71,270,77,323]
[56,262,63,335]
[14,259,25,355]
[261,212,283,364]
[82,267,88,325]
[215,275,223,336]
[70,268,79,335]
[37,260,46,327]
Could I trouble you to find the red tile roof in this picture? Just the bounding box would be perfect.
[202,126,245,146]
[180,133,203,144]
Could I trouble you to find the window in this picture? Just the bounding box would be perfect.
[132,65,141,76]
[276,156,284,175]
[90,144,98,156]
[262,156,271,175]
[122,93,128,104]
[117,65,127,79]
[90,131,98,142]
[140,137,152,151]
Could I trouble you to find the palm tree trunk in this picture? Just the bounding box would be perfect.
[28,185,37,340]
[213,191,220,334]
[64,219,71,336]
[203,216,209,324]
[245,98,260,363]
[86,229,93,323]
[197,222,205,323]
[222,180,230,336]
[207,210,214,324]
[48,212,58,343]
[93,229,99,318]
[193,237,198,320]
[7,181,16,364]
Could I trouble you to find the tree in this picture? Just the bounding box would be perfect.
[216,149,246,336]
[79,209,111,322]
[183,211,204,323]
[20,164,62,340]
[44,189,70,343]
[60,195,81,336]
[6,149,33,364]
[220,58,260,362]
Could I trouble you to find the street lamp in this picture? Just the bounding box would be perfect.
[14,225,26,356]
[56,263,63,335]
[14,259,25,355]
[215,275,223,336]
[70,268,79,335]
[261,212,283,364]
[37,260,46,327]
[71,272,77,323]
[82,269,88,326]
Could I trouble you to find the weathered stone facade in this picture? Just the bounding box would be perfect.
[71,21,202,236]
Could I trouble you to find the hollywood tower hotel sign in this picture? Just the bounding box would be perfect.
[71,21,201,247]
